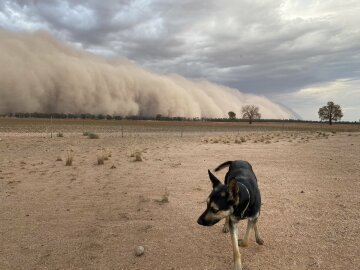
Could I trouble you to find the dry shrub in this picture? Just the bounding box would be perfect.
[155,187,170,204]
[97,155,105,165]
[110,164,116,169]
[83,131,90,136]
[88,132,99,139]
[134,151,142,162]
[56,156,62,161]
[65,151,73,166]
[57,132,64,137]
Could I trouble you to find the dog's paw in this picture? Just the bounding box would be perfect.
[238,239,248,247]
[222,226,229,233]
[234,260,242,270]
[256,238,264,245]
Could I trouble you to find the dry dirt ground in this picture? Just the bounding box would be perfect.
[0,127,359,270]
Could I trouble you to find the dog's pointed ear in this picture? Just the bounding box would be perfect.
[208,170,221,188]
[228,178,239,203]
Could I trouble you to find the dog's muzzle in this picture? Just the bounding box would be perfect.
[197,216,206,226]
[197,212,220,226]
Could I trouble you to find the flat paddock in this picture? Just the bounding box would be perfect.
[0,119,359,269]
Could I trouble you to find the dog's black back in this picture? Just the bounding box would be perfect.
[215,160,261,220]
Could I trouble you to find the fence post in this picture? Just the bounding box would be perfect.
[50,115,53,138]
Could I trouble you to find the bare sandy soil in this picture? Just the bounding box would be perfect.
[0,127,359,270]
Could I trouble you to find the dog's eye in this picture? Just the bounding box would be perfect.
[212,208,219,214]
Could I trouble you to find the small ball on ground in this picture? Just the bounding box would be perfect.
[135,246,144,256]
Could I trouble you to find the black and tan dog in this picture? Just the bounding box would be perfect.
[197,160,264,270]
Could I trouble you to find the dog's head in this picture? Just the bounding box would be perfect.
[197,170,239,226]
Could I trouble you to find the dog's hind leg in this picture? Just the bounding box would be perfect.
[229,219,242,270]
[238,219,253,247]
[253,220,264,245]
[222,216,230,233]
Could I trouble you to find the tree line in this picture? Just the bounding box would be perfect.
[0,101,353,125]
[228,101,347,125]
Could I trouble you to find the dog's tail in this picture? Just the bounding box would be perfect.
[214,161,232,172]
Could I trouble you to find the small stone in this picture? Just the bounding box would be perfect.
[135,246,144,257]
[300,190,304,193]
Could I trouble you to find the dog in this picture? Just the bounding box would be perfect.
[197,160,264,270]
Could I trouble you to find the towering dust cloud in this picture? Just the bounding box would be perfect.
[0,30,293,118]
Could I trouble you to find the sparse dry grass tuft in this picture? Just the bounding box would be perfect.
[88,132,99,139]
[134,151,142,161]
[57,132,64,137]
[155,187,170,205]
[97,155,105,165]
[65,151,73,166]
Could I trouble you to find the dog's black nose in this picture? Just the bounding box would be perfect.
[197,217,204,225]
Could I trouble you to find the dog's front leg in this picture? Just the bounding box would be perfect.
[239,219,253,247]
[229,219,242,270]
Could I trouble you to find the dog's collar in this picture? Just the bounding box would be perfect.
[238,183,250,218]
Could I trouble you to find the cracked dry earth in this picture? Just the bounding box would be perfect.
[0,131,359,270]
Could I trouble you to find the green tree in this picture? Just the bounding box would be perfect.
[318,101,343,125]
[228,111,236,120]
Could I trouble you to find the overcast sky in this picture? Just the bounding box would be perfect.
[1,0,360,120]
